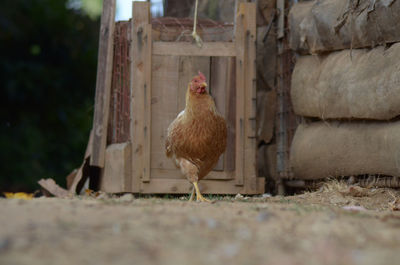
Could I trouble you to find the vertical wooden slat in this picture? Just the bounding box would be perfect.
[243,3,258,193]
[210,57,228,171]
[90,0,116,167]
[131,2,151,191]
[143,23,152,182]
[235,3,246,186]
[225,58,236,172]
[151,55,180,171]
[235,3,258,191]
[101,142,131,192]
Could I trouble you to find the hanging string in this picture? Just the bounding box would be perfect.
[192,0,203,47]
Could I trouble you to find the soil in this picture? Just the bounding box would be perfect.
[1,182,400,265]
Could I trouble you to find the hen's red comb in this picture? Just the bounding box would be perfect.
[198,71,206,81]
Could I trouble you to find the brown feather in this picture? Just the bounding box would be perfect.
[165,77,227,180]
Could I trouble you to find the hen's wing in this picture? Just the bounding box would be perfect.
[165,110,185,158]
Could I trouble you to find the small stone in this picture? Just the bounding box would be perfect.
[189,216,201,225]
[96,192,109,200]
[235,228,251,240]
[342,205,367,212]
[262,193,272,198]
[112,223,121,234]
[347,176,356,185]
[0,238,11,252]
[206,218,218,229]
[257,211,271,222]
[222,243,239,257]
[235,193,244,200]
[119,193,134,203]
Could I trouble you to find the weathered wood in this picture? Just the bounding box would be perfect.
[69,130,93,194]
[91,0,116,167]
[150,168,234,180]
[117,2,263,195]
[85,129,94,159]
[242,2,258,194]
[152,42,236,57]
[225,57,237,172]
[140,177,264,194]
[210,57,227,171]
[38,179,70,198]
[235,3,246,186]
[143,23,153,182]
[151,55,180,171]
[131,2,151,192]
[100,142,131,192]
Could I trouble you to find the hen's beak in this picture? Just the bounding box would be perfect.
[201,82,207,88]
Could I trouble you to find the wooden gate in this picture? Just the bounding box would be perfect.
[96,1,264,195]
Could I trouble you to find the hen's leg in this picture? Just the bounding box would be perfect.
[178,158,211,203]
[188,187,195,201]
[193,182,211,203]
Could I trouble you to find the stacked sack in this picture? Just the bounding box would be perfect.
[288,0,400,180]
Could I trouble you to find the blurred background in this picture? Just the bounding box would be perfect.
[0,0,233,192]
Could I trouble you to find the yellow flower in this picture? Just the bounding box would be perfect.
[3,192,34,200]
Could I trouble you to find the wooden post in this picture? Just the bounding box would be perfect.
[90,0,116,167]
[131,2,151,191]
[143,23,152,183]
[243,2,257,193]
[235,3,257,189]
[100,143,131,192]
[235,4,245,186]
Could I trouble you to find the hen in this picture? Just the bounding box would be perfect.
[165,71,227,202]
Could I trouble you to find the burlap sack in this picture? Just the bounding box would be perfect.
[290,121,400,180]
[289,0,400,54]
[291,43,400,120]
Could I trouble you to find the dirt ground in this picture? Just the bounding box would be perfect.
[1,182,400,265]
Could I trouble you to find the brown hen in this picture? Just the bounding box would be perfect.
[165,71,227,202]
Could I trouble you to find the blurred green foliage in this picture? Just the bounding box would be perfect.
[0,0,100,191]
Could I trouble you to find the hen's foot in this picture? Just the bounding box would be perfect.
[193,182,212,203]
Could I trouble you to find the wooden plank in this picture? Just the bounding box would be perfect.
[140,178,263,194]
[235,3,246,186]
[225,58,236,172]
[143,23,152,182]
[210,57,228,171]
[234,0,246,35]
[153,42,236,57]
[131,2,150,192]
[150,55,179,171]
[100,142,131,192]
[90,0,116,167]
[243,3,259,194]
[150,168,234,180]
